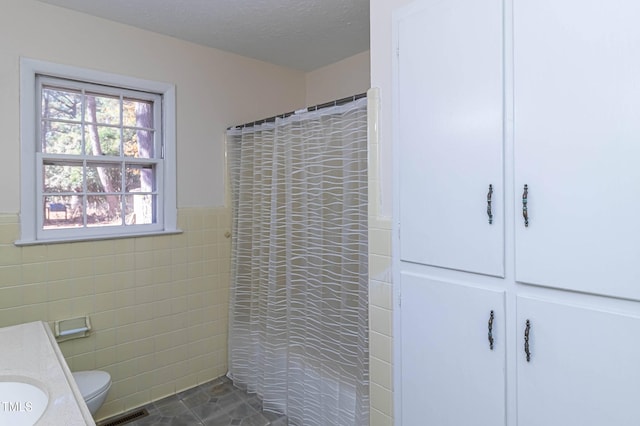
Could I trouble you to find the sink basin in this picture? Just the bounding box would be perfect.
[0,378,48,425]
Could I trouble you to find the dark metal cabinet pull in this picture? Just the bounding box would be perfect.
[487,184,493,224]
[522,184,529,227]
[524,319,531,362]
[488,310,495,350]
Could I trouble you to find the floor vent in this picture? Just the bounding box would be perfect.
[97,408,149,426]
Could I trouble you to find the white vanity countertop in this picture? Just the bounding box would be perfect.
[0,321,95,425]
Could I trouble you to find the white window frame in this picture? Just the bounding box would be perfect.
[17,58,179,245]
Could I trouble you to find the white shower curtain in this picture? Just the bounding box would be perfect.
[226,97,369,426]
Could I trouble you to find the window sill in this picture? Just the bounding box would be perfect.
[14,229,183,246]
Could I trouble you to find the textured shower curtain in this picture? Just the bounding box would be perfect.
[226,97,369,426]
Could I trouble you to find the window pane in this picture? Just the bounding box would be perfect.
[86,163,122,192]
[123,128,137,157]
[42,87,82,121]
[43,163,83,193]
[125,194,155,225]
[123,98,153,128]
[85,94,120,124]
[85,125,121,156]
[126,164,155,192]
[127,129,154,158]
[123,128,154,158]
[87,195,122,227]
[42,121,82,154]
[43,195,83,229]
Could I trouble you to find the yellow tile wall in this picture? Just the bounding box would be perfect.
[0,207,231,422]
[369,218,393,426]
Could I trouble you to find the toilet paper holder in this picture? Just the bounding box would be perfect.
[54,316,92,342]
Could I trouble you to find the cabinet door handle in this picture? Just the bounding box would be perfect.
[487,184,493,224]
[488,310,495,350]
[524,319,531,362]
[522,184,529,227]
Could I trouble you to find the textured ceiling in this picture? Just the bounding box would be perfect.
[36,0,370,71]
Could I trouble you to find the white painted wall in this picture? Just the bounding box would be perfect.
[305,51,370,106]
[369,1,415,424]
[0,0,306,211]
[371,0,414,218]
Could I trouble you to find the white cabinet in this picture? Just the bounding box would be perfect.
[401,274,506,426]
[517,297,640,426]
[394,0,640,424]
[397,0,504,277]
[514,0,640,300]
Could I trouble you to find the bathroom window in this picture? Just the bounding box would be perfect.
[17,58,178,244]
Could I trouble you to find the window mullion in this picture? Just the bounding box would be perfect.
[119,94,126,226]
[82,158,88,228]
[155,95,162,159]
[121,161,126,226]
[81,88,87,227]
[81,88,87,157]
[119,94,124,157]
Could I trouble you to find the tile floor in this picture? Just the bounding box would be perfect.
[116,376,288,426]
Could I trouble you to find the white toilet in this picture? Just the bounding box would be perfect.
[72,370,112,416]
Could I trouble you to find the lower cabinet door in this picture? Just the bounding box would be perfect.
[517,296,640,426]
[400,273,506,426]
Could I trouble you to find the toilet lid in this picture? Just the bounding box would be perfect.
[72,371,111,401]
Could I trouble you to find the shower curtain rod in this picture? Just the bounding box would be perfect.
[227,92,367,130]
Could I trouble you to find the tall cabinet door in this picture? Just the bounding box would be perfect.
[514,0,640,300]
[401,274,506,426]
[397,0,504,277]
[517,297,640,426]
